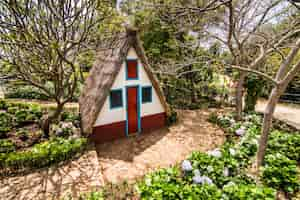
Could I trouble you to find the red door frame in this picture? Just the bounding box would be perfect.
[126,86,141,136]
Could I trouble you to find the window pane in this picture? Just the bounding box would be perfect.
[126,60,138,79]
[142,87,152,103]
[110,90,123,108]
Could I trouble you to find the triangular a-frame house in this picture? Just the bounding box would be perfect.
[79,27,169,143]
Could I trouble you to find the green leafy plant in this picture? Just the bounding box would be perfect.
[0,137,87,172]
[0,99,8,110]
[267,130,300,162]
[0,139,15,153]
[16,129,29,141]
[222,183,276,200]
[0,112,13,137]
[5,85,49,100]
[208,112,218,124]
[262,153,300,194]
[166,108,178,126]
[7,106,18,114]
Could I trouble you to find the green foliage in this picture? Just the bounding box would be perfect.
[208,112,218,124]
[79,191,105,200]
[7,106,18,114]
[5,86,49,100]
[0,139,15,153]
[139,112,300,199]
[0,99,8,110]
[267,130,300,162]
[262,153,300,194]
[0,100,42,128]
[0,112,13,136]
[16,129,29,141]
[15,105,42,125]
[0,137,87,171]
[222,183,276,200]
[137,167,223,200]
[244,74,266,112]
[61,111,80,127]
[166,108,178,126]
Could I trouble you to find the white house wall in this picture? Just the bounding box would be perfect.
[94,48,165,127]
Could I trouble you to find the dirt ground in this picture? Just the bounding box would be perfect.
[96,109,226,184]
[0,150,103,200]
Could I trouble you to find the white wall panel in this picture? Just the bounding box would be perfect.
[94,48,165,127]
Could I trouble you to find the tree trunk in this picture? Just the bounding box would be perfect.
[235,72,247,120]
[256,87,281,167]
[41,103,65,138]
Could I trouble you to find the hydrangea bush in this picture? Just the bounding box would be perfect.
[138,112,300,199]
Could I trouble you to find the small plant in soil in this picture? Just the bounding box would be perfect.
[0,112,13,137]
[16,129,29,141]
[0,139,15,153]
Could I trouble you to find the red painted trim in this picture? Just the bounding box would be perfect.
[126,60,138,79]
[91,112,166,144]
[141,112,166,133]
[127,86,138,135]
[91,121,126,143]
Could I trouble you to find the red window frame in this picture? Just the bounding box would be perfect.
[126,59,138,80]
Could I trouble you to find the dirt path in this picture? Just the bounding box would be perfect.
[96,109,225,184]
[256,99,300,130]
[0,150,103,200]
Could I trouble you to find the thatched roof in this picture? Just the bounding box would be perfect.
[79,27,169,135]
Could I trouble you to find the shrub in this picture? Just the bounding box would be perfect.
[137,167,223,200]
[61,111,80,127]
[222,183,276,200]
[0,139,15,153]
[7,106,19,114]
[15,109,37,125]
[13,104,42,125]
[0,137,87,170]
[0,112,13,136]
[262,153,300,194]
[166,108,178,126]
[5,86,49,100]
[208,112,218,124]
[16,129,29,141]
[79,191,105,200]
[0,100,8,110]
[267,130,300,162]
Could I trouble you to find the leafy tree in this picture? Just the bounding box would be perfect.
[0,0,114,136]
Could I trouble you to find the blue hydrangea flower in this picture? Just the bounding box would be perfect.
[181,160,193,172]
[201,176,213,185]
[192,175,202,184]
[235,127,246,136]
[208,148,222,158]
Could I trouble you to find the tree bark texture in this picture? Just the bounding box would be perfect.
[235,72,247,120]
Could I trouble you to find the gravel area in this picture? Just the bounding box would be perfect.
[96,109,226,184]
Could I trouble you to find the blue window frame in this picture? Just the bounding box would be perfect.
[109,89,123,109]
[126,59,139,80]
[142,86,152,103]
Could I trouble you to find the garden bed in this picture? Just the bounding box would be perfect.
[0,99,87,176]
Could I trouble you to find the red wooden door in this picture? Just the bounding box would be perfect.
[127,87,138,135]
